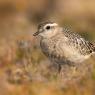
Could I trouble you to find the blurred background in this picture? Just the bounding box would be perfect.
[0,0,95,95]
[0,0,95,40]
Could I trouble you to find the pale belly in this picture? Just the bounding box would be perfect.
[60,44,90,63]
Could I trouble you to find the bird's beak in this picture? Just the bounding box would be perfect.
[33,31,39,36]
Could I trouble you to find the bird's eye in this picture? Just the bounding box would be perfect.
[46,26,51,30]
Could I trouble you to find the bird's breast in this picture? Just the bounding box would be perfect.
[40,38,67,63]
[40,39,56,56]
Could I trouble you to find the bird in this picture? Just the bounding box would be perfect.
[33,21,95,72]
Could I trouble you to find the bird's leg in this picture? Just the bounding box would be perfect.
[48,62,62,74]
[52,62,62,73]
[58,64,62,73]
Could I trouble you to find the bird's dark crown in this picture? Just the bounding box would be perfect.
[38,21,55,30]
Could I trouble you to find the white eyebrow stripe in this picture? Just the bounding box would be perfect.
[44,23,58,27]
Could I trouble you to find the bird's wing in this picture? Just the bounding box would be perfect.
[63,28,95,54]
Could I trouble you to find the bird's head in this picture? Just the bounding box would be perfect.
[33,22,62,38]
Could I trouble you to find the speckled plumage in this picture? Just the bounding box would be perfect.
[33,22,95,67]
